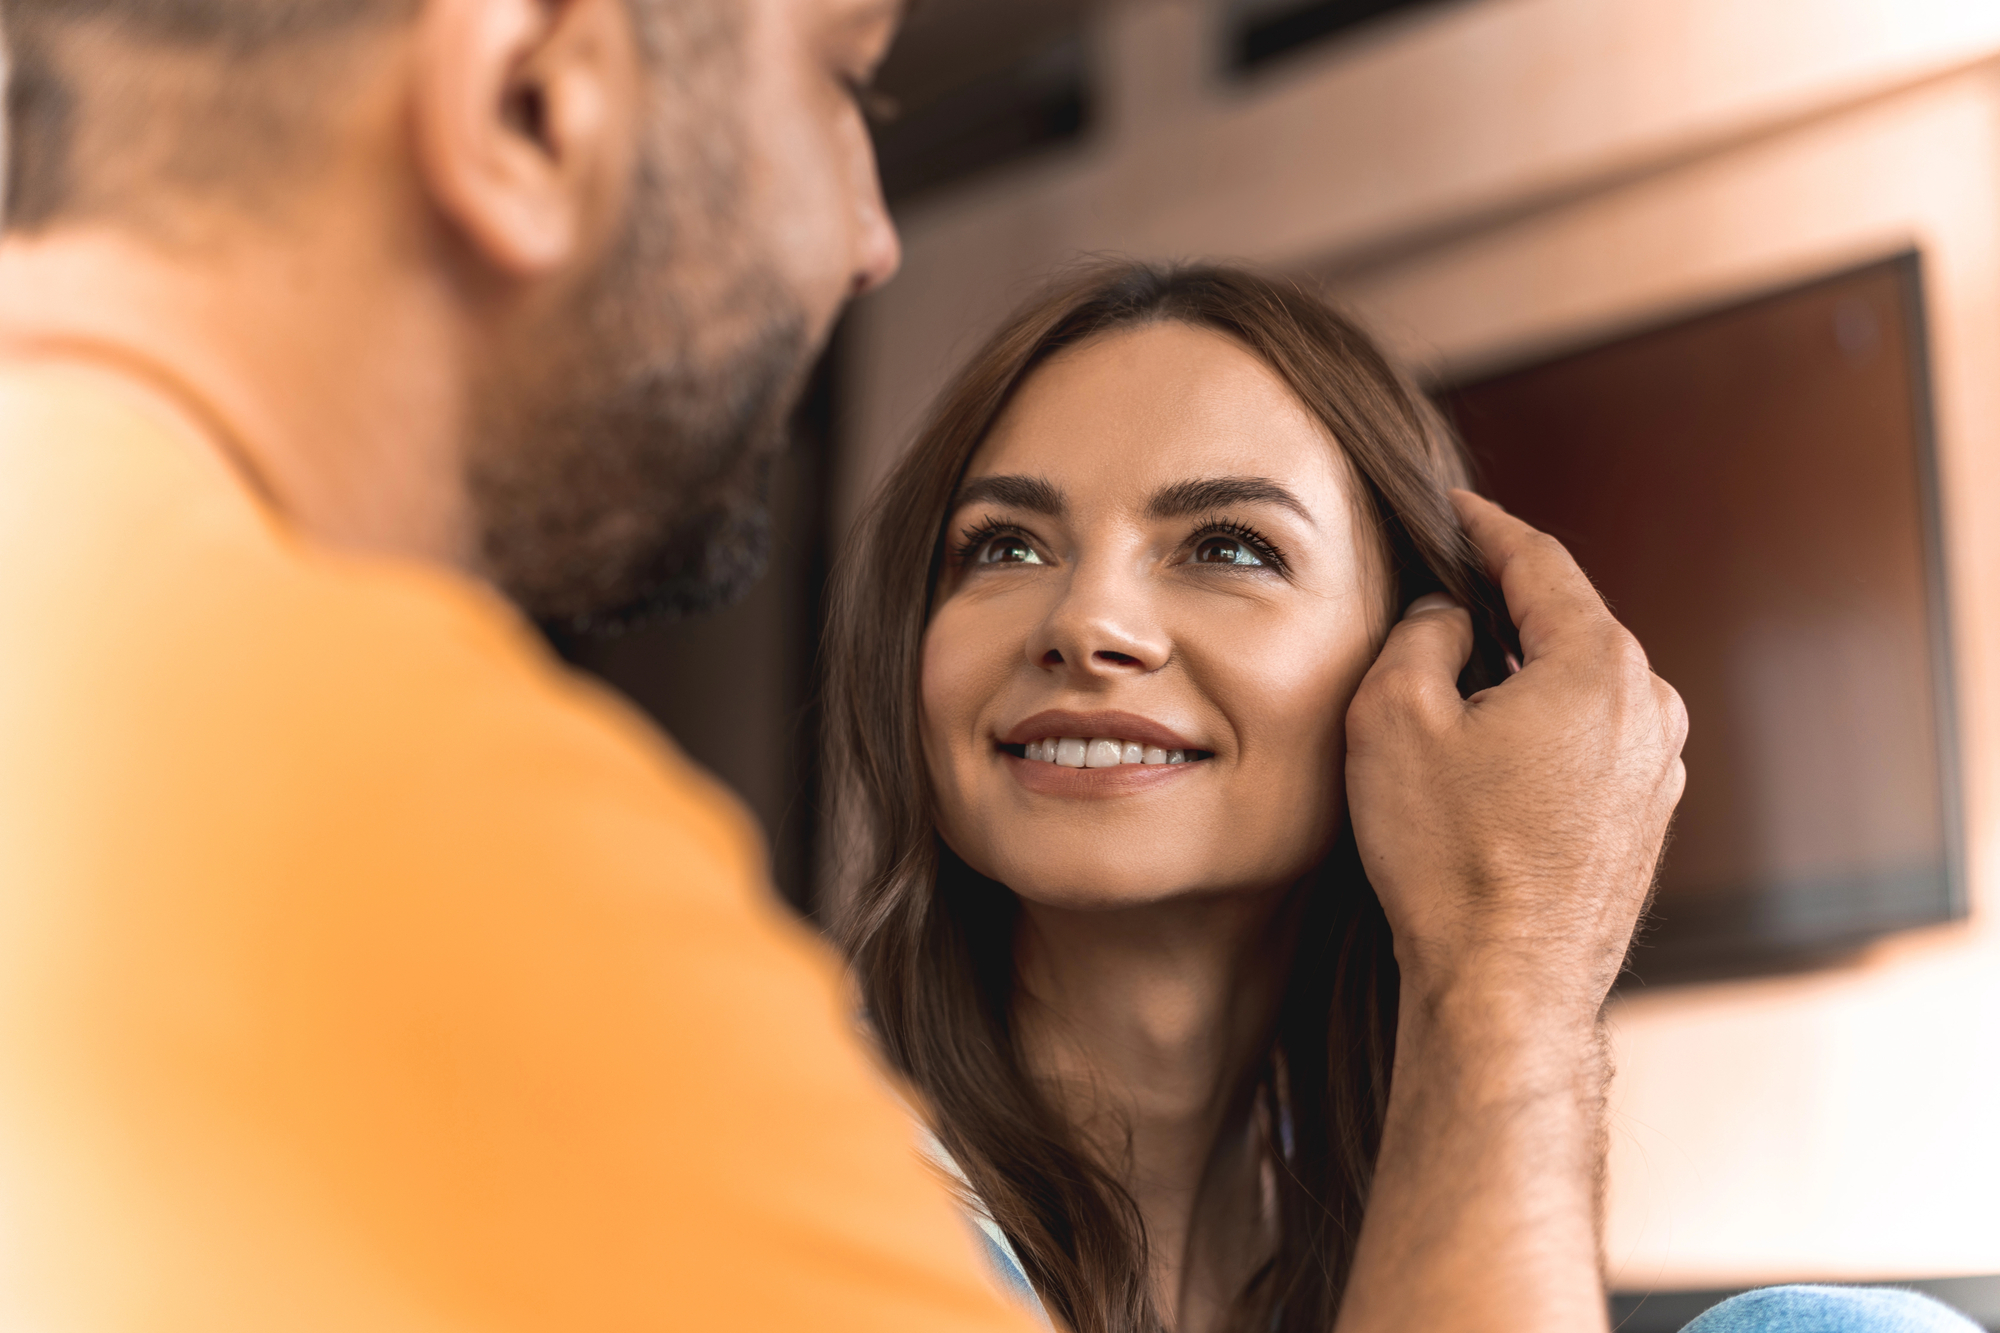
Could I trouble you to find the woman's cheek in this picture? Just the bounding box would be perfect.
[921,604,985,738]
[919,601,1012,809]
[1231,617,1368,822]
[918,619,969,790]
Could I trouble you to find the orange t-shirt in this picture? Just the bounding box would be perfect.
[0,363,1030,1333]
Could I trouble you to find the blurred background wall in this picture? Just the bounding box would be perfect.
[569,0,2000,1305]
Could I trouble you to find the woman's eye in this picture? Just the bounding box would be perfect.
[979,535,1044,566]
[1191,535,1266,567]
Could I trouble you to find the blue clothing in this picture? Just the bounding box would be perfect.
[973,1228,1042,1311]
[1685,1285,1985,1332]
[919,1130,1055,1329]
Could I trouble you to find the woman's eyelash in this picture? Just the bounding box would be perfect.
[947,517,1027,566]
[1190,517,1290,573]
[947,515,1288,571]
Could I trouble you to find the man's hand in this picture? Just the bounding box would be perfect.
[1333,491,1687,1333]
[1345,490,1687,1023]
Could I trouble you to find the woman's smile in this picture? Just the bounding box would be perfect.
[998,707,1214,796]
[1003,748,1210,797]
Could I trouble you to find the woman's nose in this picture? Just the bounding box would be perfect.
[1029,569,1171,676]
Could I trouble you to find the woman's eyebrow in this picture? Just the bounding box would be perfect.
[951,474,1066,516]
[1147,476,1315,525]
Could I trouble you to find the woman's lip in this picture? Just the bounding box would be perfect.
[1004,751,1204,798]
[998,709,1199,753]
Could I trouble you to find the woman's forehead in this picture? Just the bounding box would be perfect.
[967,321,1348,510]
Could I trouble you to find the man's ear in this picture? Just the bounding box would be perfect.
[410,0,641,276]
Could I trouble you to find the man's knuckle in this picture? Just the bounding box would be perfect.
[1596,631,1652,689]
[1525,529,1567,562]
[1659,683,1690,744]
[1360,671,1449,739]
[1371,670,1425,716]
[1347,674,1393,726]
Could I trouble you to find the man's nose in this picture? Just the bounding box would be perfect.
[850,179,901,297]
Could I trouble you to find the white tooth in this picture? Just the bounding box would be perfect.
[1085,738,1123,768]
[1142,746,1168,765]
[1166,750,1186,764]
[1022,739,1042,762]
[1121,741,1144,765]
[1037,739,1055,763]
[1056,737,1088,768]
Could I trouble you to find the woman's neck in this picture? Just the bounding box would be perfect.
[1012,888,1299,1332]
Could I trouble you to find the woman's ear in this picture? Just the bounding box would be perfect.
[409,0,642,276]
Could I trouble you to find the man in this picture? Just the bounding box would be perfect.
[0,3,1929,1332]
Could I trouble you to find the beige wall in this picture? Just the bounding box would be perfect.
[846,0,2000,1286]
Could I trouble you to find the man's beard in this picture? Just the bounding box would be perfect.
[466,161,813,634]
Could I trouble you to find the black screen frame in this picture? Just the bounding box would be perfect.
[1435,252,1966,984]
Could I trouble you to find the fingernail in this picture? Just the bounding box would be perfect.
[1404,593,1459,617]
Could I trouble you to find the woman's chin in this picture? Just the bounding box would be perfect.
[1010,880,1216,913]
[979,856,1297,915]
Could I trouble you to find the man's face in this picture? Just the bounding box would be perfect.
[470,0,902,631]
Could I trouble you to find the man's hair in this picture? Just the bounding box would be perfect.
[1,0,419,229]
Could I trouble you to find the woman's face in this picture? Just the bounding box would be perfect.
[921,322,1392,910]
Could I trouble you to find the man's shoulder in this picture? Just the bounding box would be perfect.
[0,371,1037,1333]
[0,361,761,915]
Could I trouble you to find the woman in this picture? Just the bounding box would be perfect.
[822,263,1977,1333]
[826,261,1509,1333]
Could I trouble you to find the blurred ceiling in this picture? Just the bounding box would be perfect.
[876,0,1097,116]
[870,0,1449,203]
[870,0,1095,202]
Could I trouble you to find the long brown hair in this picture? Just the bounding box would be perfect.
[824,262,1512,1333]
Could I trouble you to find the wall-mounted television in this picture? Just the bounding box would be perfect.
[1439,254,1963,983]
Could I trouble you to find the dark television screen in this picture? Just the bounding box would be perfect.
[1440,254,1963,982]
